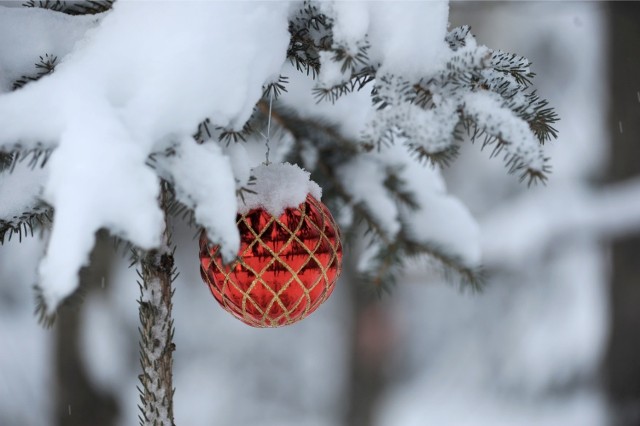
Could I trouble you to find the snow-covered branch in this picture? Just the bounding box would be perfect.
[0,2,290,311]
[0,0,556,310]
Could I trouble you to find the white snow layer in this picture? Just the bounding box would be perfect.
[281,69,480,265]
[337,155,402,239]
[0,0,482,311]
[323,1,450,78]
[0,2,290,311]
[161,138,239,261]
[0,6,100,93]
[238,162,322,217]
[464,91,545,171]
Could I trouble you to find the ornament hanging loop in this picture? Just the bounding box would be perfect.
[264,89,274,166]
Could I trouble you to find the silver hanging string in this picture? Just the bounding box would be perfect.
[263,89,274,165]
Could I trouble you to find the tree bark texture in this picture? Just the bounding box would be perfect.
[138,186,176,426]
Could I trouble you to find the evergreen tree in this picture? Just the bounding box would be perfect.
[0,1,557,424]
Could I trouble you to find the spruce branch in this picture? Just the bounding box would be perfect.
[110,235,144,267]
[491,50,535,87]
[7,146,54,170]
[33,278,89,328]
[262,75,289,100]
[164,198,196,228]
[217,120,254,145]
[382,169,420,211]
[359,229,484,296]
[401,238,484,291]
[445,25,472,51]
[405,143,461,169]
[12,54,58,91]
[67,0,115,15]
[460,109,551,186]
[287,2,333,77]
[0,153,13,172]
[193,118,213,144]
[312,66,376,104]
[312,80,353,104]
[0,205,51,245]
[0,148,53,245]
[22,0,115,15]
[22,0,67,13]
[192,117,256,145]
[331,42,370,74]
[297,21,559,184]
[266,104,483,291]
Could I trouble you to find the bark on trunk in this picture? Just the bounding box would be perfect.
[137,186,176,426]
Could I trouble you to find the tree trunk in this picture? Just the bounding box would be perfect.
[605,3,640,425]
[137,184,176,426]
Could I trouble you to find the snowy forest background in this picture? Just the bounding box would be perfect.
[1,1,640,426]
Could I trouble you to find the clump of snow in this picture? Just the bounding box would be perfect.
[317,51,348,88]
[222,142,252,189]
[280,46,481,267]
[319,2,369,52]
[160,138,239,261]
[407,181,481,267]
[464,91,545,172]
[0,0,523,312]
[403,100,459,154]
[336,155,401,240]
[38,112,164,308]
[379,144,481,266]
[238,163,321,217]
[0,6,99,93]
[0,2,291,311]
[324,1,450,79]
[279,65,371,140]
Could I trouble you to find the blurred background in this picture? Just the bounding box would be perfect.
[2,1,640,425]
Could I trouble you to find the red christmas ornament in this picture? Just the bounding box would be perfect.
[199,194,343,328]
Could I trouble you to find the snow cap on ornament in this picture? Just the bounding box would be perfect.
[199,162,343,328]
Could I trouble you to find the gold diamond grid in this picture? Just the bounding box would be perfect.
[204,196,342,327]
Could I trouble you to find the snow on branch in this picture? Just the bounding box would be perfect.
[295,3,558,183]
[0,0,558,311]
[0,2,291,313]
[0,156,47,222]
[463,90,548,182]
[271,97,483,288]
[155,138,239,262]
[0,6,100,93]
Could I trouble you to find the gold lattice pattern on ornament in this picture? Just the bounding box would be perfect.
[202,195,342,327]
